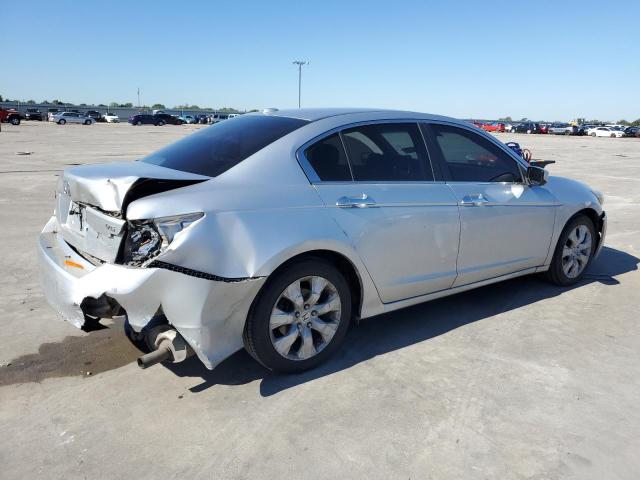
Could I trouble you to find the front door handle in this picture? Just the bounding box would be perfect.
[460,194,489,207]
[336,193,377,208]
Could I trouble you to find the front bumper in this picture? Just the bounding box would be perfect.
[38,216,265,369]
[594,212,607,259]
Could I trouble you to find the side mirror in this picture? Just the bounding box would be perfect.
[527,166,548,186]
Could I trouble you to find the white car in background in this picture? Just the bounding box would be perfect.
[589,127,623,138]
[103,113,120,123]
[52,112,95,125]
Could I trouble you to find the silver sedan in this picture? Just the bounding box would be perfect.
[38,109,606,372]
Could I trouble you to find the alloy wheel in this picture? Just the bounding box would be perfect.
[269,276,342,361]
[562,225,592,278]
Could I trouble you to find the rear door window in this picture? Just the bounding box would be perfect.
[341,123,433,182]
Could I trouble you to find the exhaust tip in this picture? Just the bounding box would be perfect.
[137,345,171,369]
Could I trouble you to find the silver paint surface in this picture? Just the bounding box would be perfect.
[37,108,606,369]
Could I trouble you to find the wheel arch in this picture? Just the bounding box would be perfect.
[546,207,604,267]
[251,249,365,321]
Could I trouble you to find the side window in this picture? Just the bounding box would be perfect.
[304,133,352,181]
[429,124,522,183]
[341,123,433,182]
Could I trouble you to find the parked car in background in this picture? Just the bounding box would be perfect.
[195,114,209,124]
[211,113,230,123]
[548,123,578,135]
[0,107,22,125]
[180,115,196,124]
[25,108,44,121]
[156,113,184,125]
[589,126,623,137]
[103,113,120,123]
[47,108,61,121]
[539,124,549,134]
[129,114,157,126]
[38,108,606,373]
[481,122,505,133]
[623,126,639,137]
[52,112,95,125]
[511,122,540,134]
[129,113,184,126]
[86,110,104,123]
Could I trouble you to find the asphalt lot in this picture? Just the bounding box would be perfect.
[0,121,639,479]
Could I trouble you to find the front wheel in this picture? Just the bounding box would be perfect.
[58,119,66,125]
[10,117,20,125]
[591,132,596,137]
[156,120,165,126]
[244,259,352,373]
[136,120,142,126]
[84,120,91,125]
[546,214,596,285]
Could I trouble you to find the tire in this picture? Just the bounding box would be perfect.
[156,120,165,126]
[84,120,91,125]
[10,117,20,125]
[244,259,352,373]
[526,129,532,134]
[58,119,66,125]
[136,120,142,126]
[546,214,596,286]
[565,131,571,136]
[591,132,596,137]
[610,133,616,138]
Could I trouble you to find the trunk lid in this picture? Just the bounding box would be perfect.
[56,161,208,263]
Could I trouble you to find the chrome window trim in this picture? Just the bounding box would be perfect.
[296,119,438,185]
[423,119,531,186]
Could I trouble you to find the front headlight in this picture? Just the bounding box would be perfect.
[123,212,203,266]
[591,190,605,205]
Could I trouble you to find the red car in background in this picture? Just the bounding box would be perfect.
[539,124,549,134]
[480,121,505,133]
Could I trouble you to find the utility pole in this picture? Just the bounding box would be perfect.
[137,88,140,109]
[292,60,309,108]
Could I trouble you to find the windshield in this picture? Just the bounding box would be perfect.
[141,115,308,177]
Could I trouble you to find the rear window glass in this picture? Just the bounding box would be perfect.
[142,115,308,177]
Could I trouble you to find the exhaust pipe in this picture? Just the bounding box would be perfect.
[137,344,172,369]
[136,328,193,369]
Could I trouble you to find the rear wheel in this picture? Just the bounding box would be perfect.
[244,259,352,373]
[546,215,596,285]
[610,133,616,138]
[156,120,165,126]
[84,120,91,125]
[10,117,20,125]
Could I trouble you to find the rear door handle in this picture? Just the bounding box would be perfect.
[460,194,489,207]
[336,194,377,208]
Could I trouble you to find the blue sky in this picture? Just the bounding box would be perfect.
[2,0,638,121]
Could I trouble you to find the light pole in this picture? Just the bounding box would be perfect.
[292,60,309,108]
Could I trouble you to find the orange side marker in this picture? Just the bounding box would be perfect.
[64,259,84,269]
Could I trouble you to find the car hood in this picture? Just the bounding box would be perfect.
[61,161,209,213]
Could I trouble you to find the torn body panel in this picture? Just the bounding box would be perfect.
[38,216,265,369]
[62,161,209,212]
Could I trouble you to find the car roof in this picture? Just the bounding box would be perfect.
[262,107,455,123]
